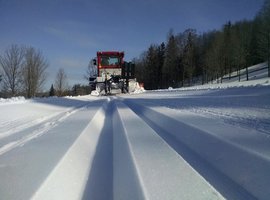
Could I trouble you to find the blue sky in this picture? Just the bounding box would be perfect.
[0,0,264,89]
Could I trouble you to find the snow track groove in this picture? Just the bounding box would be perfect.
[0,101,90,140]
[31,99,109,200]
[82,99,113,200]
[113,100,223,200]
[123,99,270,200]
[112,101,146,200]
[189,107,270,136]
[31,98,224,200]
[0,102,90,156]
[0,98,106,200]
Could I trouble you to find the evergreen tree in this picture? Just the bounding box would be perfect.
[230,21,253,80]
[257,0,270,76]
[222,22,233,77]
[157,42,165,89]
[134,51,147,85]
[49,84,55,96]
[205,31,223,82]
[197,32,216,84]
[182,29,197,85]
[144,45,157,89]
[162,30,179,88]
[249,17,263,65]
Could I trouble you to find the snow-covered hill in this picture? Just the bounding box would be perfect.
[179,62,269,89]
[0,76,270,199]
[221,62,269,82]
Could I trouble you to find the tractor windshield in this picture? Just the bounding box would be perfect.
[100,56,120,66]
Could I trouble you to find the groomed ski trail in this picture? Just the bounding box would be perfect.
[0,86,269,200]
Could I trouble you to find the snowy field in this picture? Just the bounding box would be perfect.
[0,76,270,199]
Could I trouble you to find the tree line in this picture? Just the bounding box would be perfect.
[0,45,48,98]
[0,45,91,98]
[135,0,270,90]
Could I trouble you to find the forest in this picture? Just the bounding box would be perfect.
[134,0,270,89]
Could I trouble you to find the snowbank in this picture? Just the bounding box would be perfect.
[0,96,26,105]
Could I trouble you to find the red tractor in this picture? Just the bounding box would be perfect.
[89,51,135,95]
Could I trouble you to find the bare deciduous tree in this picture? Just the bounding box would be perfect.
[22,47,48,98]
[55,68,68,96]
[0,45,25,96]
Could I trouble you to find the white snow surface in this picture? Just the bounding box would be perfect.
[0,77,270,200]
[0,96,26,104]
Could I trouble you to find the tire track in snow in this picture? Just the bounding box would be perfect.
[112,101,148,200]
[0,99,105,200]
[189,107,270,136]
[0,102,90,140]
[81,98,146,199]
[131,90,270,136]
[113,99,224,200]
[31,99,110,200]
[82,99,113,200]
[123,99,270,200]
[0,103,90,156]
[0,111,70,140]
[31,98,225,200]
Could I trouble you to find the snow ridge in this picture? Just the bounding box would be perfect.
[31,100,108,200]
[124,96,270,200]
[114,100,224,200]
[0,103,89,156]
